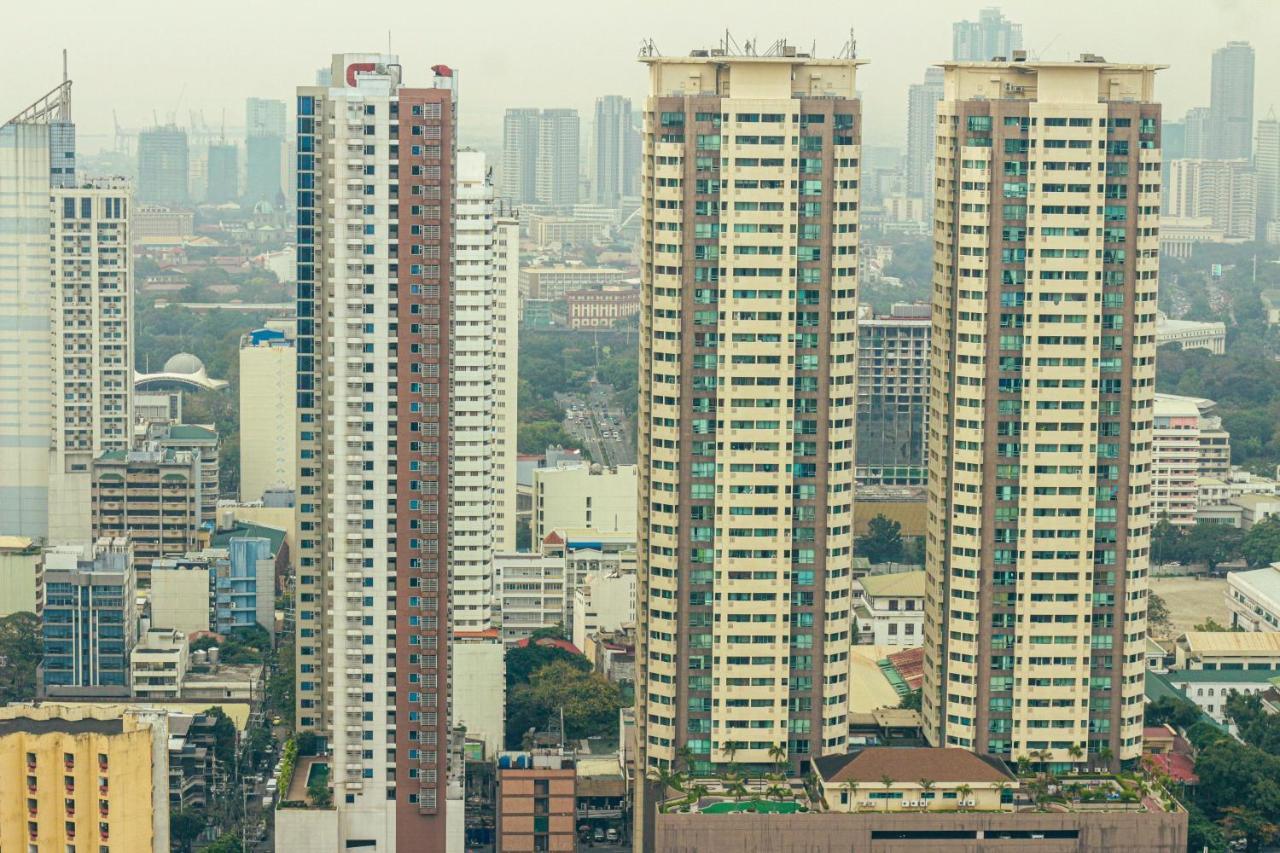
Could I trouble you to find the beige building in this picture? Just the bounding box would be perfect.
[1155,314,1226,354]
[565,285,641,329]
[1165,158,1257,239]
[1227,565,1280,631]
[238,320,296,502]
[0,703,170,853]
[571,566,637,652]
[519,265,627,301]
[816,747,1015,813]
[1173,630,1280,670]
[132,204,193,245]
[47,182,135,546]
[528,214,608,247]
[149,557,212,635]
[635,46,862,786]
[1153,394,1231,525]
[0,535,40,616]
[922,58,1160,770]
[533,464,636,544]
[131,627,190,700]
[92,446,202,580]
[854,570,925,647]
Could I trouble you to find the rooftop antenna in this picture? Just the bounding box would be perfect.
[62,49,70,119]
[837,28,858,60]
[1032,34,1060,61]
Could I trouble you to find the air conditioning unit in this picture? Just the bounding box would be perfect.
[963,799,976,806]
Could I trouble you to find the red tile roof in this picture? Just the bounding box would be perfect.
[887,646,925,690]
[1147,752,1198,785]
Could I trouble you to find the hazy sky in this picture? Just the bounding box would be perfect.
[4,0,1277,152]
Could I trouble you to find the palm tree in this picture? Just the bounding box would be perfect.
[766,783,788,803]
[722,742,739,766]
[728,779,748,803]
[690,783,710,809]
[880,774,895,813]
[1097,745,1114,773]
[955,784,973,811]
[1016,754,1032,777]
[996,781,1011,807]
[768,743,788,776]
[843,781,860,812]
[918,779,935,811]
[675,744,695,776]
[1067,743,1084,771]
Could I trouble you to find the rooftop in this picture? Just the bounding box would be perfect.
[210,520,287,555]
[1164,668,1279,684]
[859,570,925,599]
[815,747,1014,786]
[1231,565,1280,601]
[1178,631,1280,656]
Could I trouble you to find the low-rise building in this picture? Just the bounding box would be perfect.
[0,704,171,853]
[149,555,213,635]
[496,750,576,853]
[1173,630,1280,671]
[147,422,220,523]
[854,570,925,647]
[1153,394,1231,525]
[494,553,567,644]
[92,446,202,580]
[131,628,190,700]
[564,285,640,329]
[453,632,506,759]
[571,567,637,651]
[1228,564,1280,630]
[1230,493,1280,529]
[1162,669,1277,722]
[519,265,627,301]
[1155,314,1227,354]
[528,214,609,247]
[817,747,1015,813]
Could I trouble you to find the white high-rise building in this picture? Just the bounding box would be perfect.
[535,108,580,208]
[491,212,520,554]
[1257,111,1280,240]
[238,319,296,502]
[905,68,944,201]
[47,182,134,545]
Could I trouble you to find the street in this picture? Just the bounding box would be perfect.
[557,384,634,468]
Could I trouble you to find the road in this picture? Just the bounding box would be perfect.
[558,384,635,468]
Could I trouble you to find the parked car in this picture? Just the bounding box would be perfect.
[593,828,605,842]
[606,827,620,842]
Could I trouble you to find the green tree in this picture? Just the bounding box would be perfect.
[1194,617,1235,632]
[857,515,905,564]
[0,612,41,703]
[202,832,244,853]
[1150,517,1183,566]
[1145,696,1202,730]
[1182,521,1244,571]
[504,660,624,748]
[169,809,205,853]
[1242,516,1280,567]
[1147,592,1173,637]
[898,689,922,711]
[504,640,591,691]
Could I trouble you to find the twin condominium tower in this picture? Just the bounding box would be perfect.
[291,44,1162,850]
[635,47,1161,786]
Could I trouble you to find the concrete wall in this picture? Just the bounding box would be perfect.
[650,811,1187,853]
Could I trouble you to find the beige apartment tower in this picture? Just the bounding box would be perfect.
[635,44,862,787]
[922,57,1161,770]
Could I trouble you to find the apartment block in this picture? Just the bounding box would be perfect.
[496,753,577,853]
[47,182,134,545]
[91,447,201,578]
[906,68,945,201]
[238,321,297,501]
[492,212,521,554]
[636,46,862,783]
[0,704,170,853]
[1208,41,1254,161]
[519,265,628,301]
[38,537,138,697]
[1165,158,1257,239]
[922,58,1161,770]
[293,54,455,849]
[147,422,219,523]
[1152,393,1231,526]
[856,303,931,487]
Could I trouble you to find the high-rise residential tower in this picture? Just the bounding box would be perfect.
[536,108,580,207]
[635,45,862,792]
[593,95,634,207]
[136,125,189,204]
[1182,106,1211,159]
[47,181,134,544]
[952,8,1023,62]
[492,210,520,554]
[500,107,540,204]
[238,321,297,502]
[906,68,945,200]
[293,54,455,850]
[1208,41,1254,161]
[205,142,238,203]
[922,58,1161,771]
[1256,110,1279,237]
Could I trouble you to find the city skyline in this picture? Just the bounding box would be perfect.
[5,1,1277,152]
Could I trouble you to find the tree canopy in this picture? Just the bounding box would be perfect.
[505,659,624,749]
[856,514,906,564]
[0,612,41,703]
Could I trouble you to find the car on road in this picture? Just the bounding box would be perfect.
[593,828,606,842]
[606,827,620,842]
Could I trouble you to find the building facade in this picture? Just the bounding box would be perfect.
[1257,110,1279,240]
[293,54,455,849]
[1165,158,1257,239]
[520,265,627,301]
[565,285,641,329]
[47,181,135,545]
[593,94,637,208]
[205,143,238,203]
[921,59,1160,770]
[636,48,862,783]
[535,108,581,208]
[0,704,170,853]
[1152,394,1231,526]
[136,125,189,205]
[533,464,636,544]
[38,538,138,696]
[856,303,930,487]
[238,322,297,501]
[501,108,541,204]
[952,8,1023,62]
[492,213,521,554]
[91,448,201,578]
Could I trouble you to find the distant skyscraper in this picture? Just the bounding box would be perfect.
[1183,106,1212,158]
[137,125,189,204]
[206,142,238,202]
[952,7,1023,61]
[245,97,287,207]
[923,58,1160,771]
[1208,41,1254,160]
[1166,158,1258,239]
[536,108,580,207]
[593,95,633,207]
[906,68,944,200]
[1255,110,1279,236]
[635,47,862,797]
[293,54,455,850]
[501,107,540,203]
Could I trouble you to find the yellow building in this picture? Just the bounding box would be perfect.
[0,704,170,853]
[922,58,1161,769]
[635,41,863,782]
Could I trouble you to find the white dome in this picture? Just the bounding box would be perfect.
[163,352,205,375]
